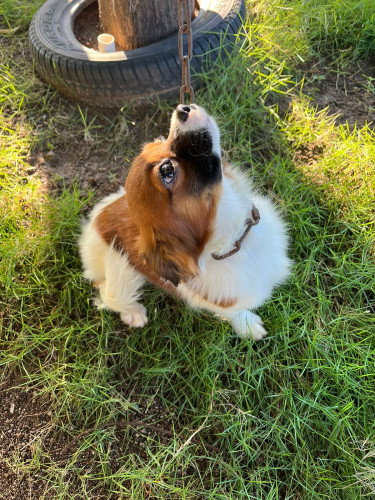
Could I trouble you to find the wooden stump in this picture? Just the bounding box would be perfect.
[98,0,195,51]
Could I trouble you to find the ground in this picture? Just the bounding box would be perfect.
[1,0,375,498]
[301,59,375,128]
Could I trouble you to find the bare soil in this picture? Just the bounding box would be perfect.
[29,138,127,199]
[28,108,169,200]
[74,1,102,52]
[301,58,375,128]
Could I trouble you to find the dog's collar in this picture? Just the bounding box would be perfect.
[211,206,260,261]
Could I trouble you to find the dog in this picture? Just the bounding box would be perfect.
[79,104,291,340]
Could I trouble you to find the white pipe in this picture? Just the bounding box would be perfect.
[98,33,116,53]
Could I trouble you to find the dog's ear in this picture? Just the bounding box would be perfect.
[156,240,199,285]
[138,225,200,286]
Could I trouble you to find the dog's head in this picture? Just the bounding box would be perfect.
[125,104,222,285]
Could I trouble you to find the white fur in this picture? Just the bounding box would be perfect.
[79,189,147,328]
[79,189,125,283]
[79,108,291,339]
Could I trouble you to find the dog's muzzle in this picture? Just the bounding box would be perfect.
[176,104,191,123]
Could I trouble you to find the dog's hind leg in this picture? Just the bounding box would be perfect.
[226,310,268,340]
[97,246,148,328]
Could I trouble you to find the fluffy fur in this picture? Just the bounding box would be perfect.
[79,105,291,340]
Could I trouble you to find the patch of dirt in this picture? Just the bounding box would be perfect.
[293,140,326,166]
[0,372,125,498]
[26,102,171,197]
[0,372,54,499]
[29,139,128,198]
[302,59,375,128]
[0,373,100,498]
[74,1,102,52]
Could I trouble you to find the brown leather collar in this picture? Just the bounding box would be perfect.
[211,206,260,261]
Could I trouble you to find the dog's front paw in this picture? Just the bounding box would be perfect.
[230,311,268,341]
[120,304,148,328]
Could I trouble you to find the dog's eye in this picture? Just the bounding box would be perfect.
[159,161,175,184]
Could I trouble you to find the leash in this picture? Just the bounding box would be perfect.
[178,0,195,104]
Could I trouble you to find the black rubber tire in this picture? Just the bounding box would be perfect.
[29,0,245,107]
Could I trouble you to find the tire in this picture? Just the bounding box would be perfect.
[29,0,245,107]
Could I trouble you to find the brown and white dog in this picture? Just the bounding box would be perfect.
[79,105,291,340]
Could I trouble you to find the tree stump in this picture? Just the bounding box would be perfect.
[97,0,196,51]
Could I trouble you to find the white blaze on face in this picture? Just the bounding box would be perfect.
[168,104,221,158]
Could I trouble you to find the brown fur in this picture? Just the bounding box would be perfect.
[206,296,237,308]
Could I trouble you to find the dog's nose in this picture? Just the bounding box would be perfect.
[176,104,191,123]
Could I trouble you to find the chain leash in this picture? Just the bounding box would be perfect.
[177,0,195,104]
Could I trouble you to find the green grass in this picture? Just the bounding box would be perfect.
[251,0,375,64]
[0,0,44,30]
[1,0,375,498]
